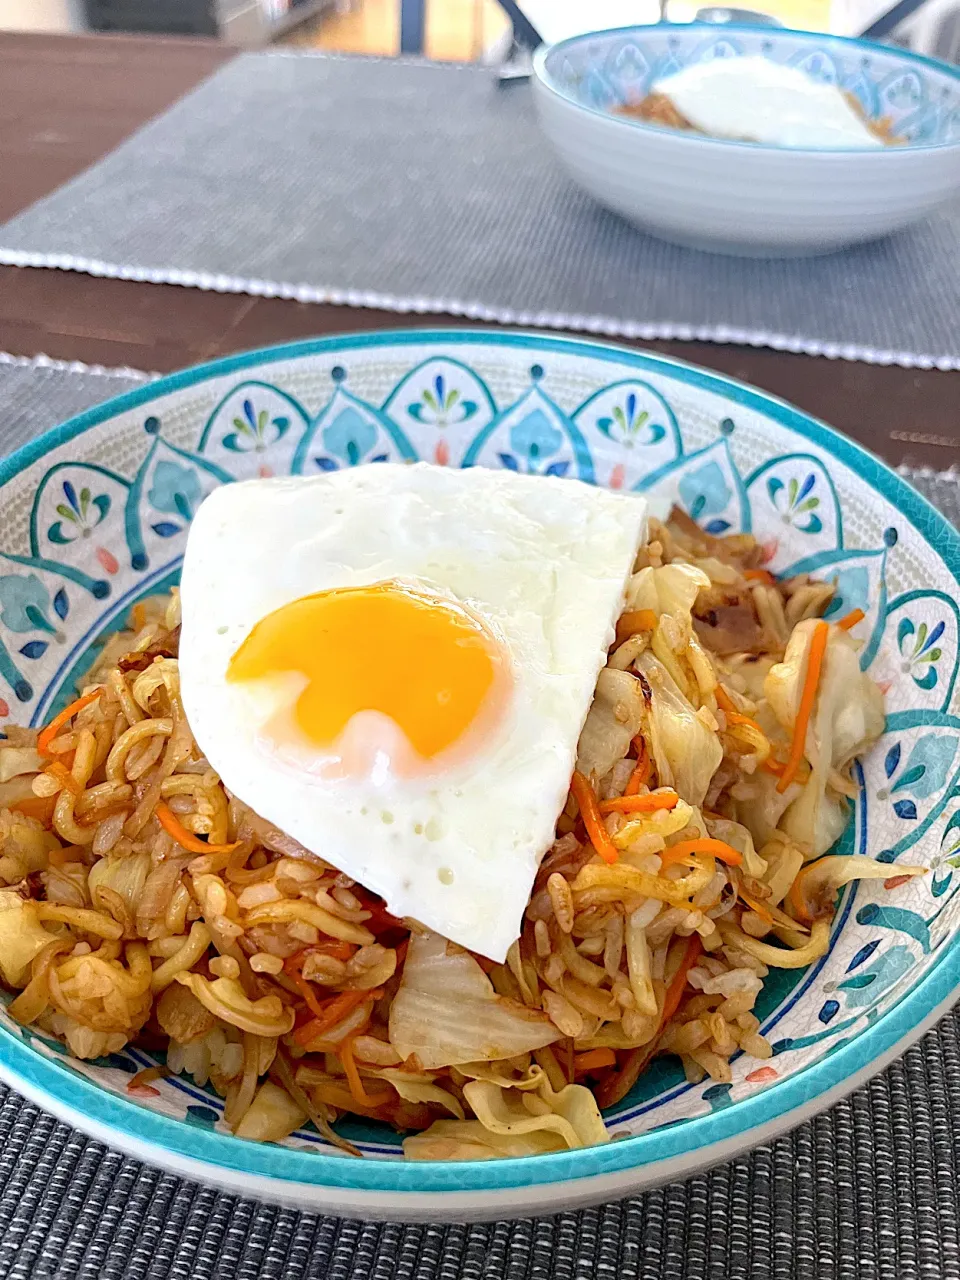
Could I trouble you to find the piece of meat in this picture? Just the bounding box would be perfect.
[693,587,768,655]
[667,506,764,569]
[117,626,181,673]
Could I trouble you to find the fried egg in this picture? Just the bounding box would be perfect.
[179,463,645,960]
[655,56,884,149]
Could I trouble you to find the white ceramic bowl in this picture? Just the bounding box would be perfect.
[532,25,960,257]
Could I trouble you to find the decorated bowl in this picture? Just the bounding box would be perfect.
[1,329,959,1221]
[532,25,960,257]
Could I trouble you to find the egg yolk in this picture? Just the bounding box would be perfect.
[227,581,506,762]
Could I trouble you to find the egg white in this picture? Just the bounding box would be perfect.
[179,463,646,960]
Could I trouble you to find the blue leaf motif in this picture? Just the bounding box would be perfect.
[818,1000,840,1024]
[678,461,731,521]
[892,734,958,801]
[18,641,48,660]
[315,457,339,472]
[836,944,917,1004]
[846,940,881,971]
[185,1105,219,1129]
[63,480,80,515]
[498,453,520,472]
[148,461,202,520]
[543,460,570,478]
[837,972,876,991]
[509,410,563,467]
[53,589,68,621]
[884,744,901,779]
[822,566,870,620]
[704,519,731,535]
[0,575,52,634]
[893,799,918,820]
[322,407,378,467]
[151,522,180,538]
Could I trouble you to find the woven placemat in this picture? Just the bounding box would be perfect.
[0,52,959,372]
[1,355,960,1279]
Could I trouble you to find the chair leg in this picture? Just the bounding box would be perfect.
[400,0,425,52]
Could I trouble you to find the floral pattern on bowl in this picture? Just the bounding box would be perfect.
[2,330,959,1217]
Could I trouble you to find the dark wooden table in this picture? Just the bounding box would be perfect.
[0,30,956,471]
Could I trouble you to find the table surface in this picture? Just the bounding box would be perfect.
[0,29,956,472]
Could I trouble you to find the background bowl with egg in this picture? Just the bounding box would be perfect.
[532,25,960,256]
[2,329,960,1219]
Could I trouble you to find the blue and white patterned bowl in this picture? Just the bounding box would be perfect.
[2,329,960,1221]
[532,25,960,256]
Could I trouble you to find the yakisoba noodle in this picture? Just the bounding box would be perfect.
[0,511,923,1160]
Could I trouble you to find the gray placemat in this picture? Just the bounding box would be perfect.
[2,354,960,1278]
[0,355,152,453]
[1,52,959,372]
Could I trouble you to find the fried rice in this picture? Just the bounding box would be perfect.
[0,508,922,1160]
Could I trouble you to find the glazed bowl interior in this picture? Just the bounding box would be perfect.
[2,329,960,1219]
[537,23,960,151]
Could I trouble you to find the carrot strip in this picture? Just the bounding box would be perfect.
[741,892,774,925]
[714,684,737,714]
[339,1036,386,1108]
[661,837,743,868]
[37,690,101,756]
[599,790,679,815]
[744,569,777,585]
[726,711,762,732]
[155,801,240,854]
[716,687,762,734]
[293,987,382,1047]
[615,609,658,645]
[574,1047,616,1072]
[45,761,82,797]
[623,738,652,796]
[286,962,330,1021]
[570,771,619,865]
[310,1081,395,1113]
[127,1065,169,1090]
[310,941,356,963]
[777,620,829,794]
[761,758,785,776]
[837,608,865,632]
[662,934,704,1027]
[10,795,57,824]
[48,845,87,867]
[131,602,147,631]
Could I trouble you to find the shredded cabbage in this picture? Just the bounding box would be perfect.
[0,894,60,986]
[766,624,885,856]
[367,1068,465,1119]
[635,653,722,807]
[388,931,560,1069]
[234,1080,307,1143]
[628,563,711,620]
[576,668,644,783]
[796,854,925,920]
[403,1065,609,1161]
[403,1120,565,1161]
